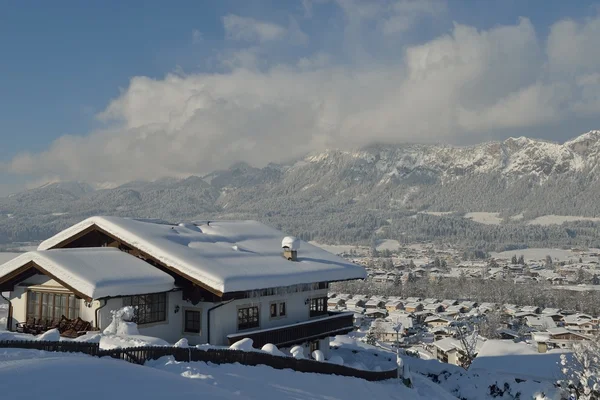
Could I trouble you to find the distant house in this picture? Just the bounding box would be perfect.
[425,316,452,328]
[345,298,366,309]
[423,303,445,313]
[327,297,345,308]
[525,316,556,330]
[497,328,520,340]
[0,216,366,355]
[365,299,386,309]
[404,302,424,313]
[536,328,590,351]
[365,309,387,319]
[405,297,422,303]
[422,298,440,304]
[431,336,485,367]
[441,299,459,308]
[385,300,404,312]
[541,308,561,315]
[521,306,541,314]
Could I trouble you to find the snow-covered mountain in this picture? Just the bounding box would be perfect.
[2,131,600,246]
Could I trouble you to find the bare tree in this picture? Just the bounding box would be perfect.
[560,335,600,400]
[455,321,479,368]
[476,311,503,340]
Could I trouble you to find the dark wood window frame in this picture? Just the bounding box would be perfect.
[309,297,327,317]
[183,309,201,334]
[26,290,80,322]
[269,301,286,319]
[237,305,260,331]
[122,293,167,325]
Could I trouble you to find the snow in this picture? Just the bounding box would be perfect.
[376,239,401,251]
[464,212,503,225]
[0,347,446,400]
[470,340,567,381]
[38,216,366,294]
[229,338,255,351]
[174,338,189,348]
[311,349,324,361]
[0,248,175,299]
[0,252,20,264]
[261,343,285,357]
[527,215,600,226]
[97,334,170,350]
[490,247,587,261]
[36,329,60,341]
[281,236,300,251]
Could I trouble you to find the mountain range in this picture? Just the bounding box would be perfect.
[3,130,600,249]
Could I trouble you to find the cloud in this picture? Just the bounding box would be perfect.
[6,7,600,186]
[192,29,203,44]
[223,14,288,43]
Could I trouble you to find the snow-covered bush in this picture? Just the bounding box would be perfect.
[103,306,139,336]
[230,338,254,351]
[174,338,189,348]
[312,350,324,362]
[560,335,600,400]
[37,328,60,341]
[261,343,285,357]
[290,345,305,359]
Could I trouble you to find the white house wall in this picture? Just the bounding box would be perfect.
[209,288,328,346]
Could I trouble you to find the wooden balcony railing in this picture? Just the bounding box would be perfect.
[227,312,355,348]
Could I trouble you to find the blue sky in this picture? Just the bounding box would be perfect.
[1,0,600,195]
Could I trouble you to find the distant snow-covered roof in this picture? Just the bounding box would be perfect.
[38,216,366,294]
[0,248,175,299]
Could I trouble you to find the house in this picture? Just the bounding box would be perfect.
[405,297,422,303]
[364,309,387,319]
[496,328,520,340]
[541,308,561,315]
[385,300,404,312]
[520,306,541,314]
[430,336,486,367]
[364,299,386,309]
[403,302,424,313]
[422,298,440,304]
[423,303,445,313]
[563,314,599,335]
[345,298,366,309]
[535,328,590,351]
[441,299,459,308]
[525,316,556,330]
[460,301,478,310]
[424,316,452,328]
[0,216,366,355]
[327,297,345,308]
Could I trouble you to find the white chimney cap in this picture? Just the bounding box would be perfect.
[282,236,300,251]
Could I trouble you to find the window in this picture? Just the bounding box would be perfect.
[27,291,80,321]
[270,301,286,319]
[184,310,201,334]
[123,293,167,325]
[237,306,259,331]
[279,302,286,317]
[309,297,327,317]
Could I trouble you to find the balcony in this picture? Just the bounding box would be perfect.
[227,312,355,348]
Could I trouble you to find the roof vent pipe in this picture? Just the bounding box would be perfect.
[282,236,300,261]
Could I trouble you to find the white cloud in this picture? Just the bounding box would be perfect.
[223,14,287,43]
[6,10,600,186]
[192,29,203,44]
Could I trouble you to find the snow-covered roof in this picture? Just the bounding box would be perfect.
[0,248,175,299]
[470,340,566,381]
[38,216,366,294]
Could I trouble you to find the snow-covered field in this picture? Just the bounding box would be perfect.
[0,347,452,400]
[490,247,598,262]
[464,212,503,225]
[527,215,600,226]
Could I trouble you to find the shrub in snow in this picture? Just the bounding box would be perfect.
[290,345,305,359]
[229,338,254,351]
[74,333,102,343]
[174,338,189,348]
[559,335,600,400]
[261,343,286,357]
[37,328,60,342]
[327,355,344,365]
[312,350,324,362]
[104,306,139,336]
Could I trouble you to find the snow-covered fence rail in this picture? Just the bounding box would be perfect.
[99,346,398,381]
[0,340,101,355]
[0,341,397,381]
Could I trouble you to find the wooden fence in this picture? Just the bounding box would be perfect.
[0,341,398,382]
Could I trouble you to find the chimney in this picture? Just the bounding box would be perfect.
[282,236,300,261]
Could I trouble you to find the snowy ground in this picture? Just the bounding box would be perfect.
[490,247,599,262]
[527,215,600,226]
[464,212,503,225]
[0,348,453,400]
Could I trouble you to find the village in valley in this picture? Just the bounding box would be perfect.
[321,240,600,372]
